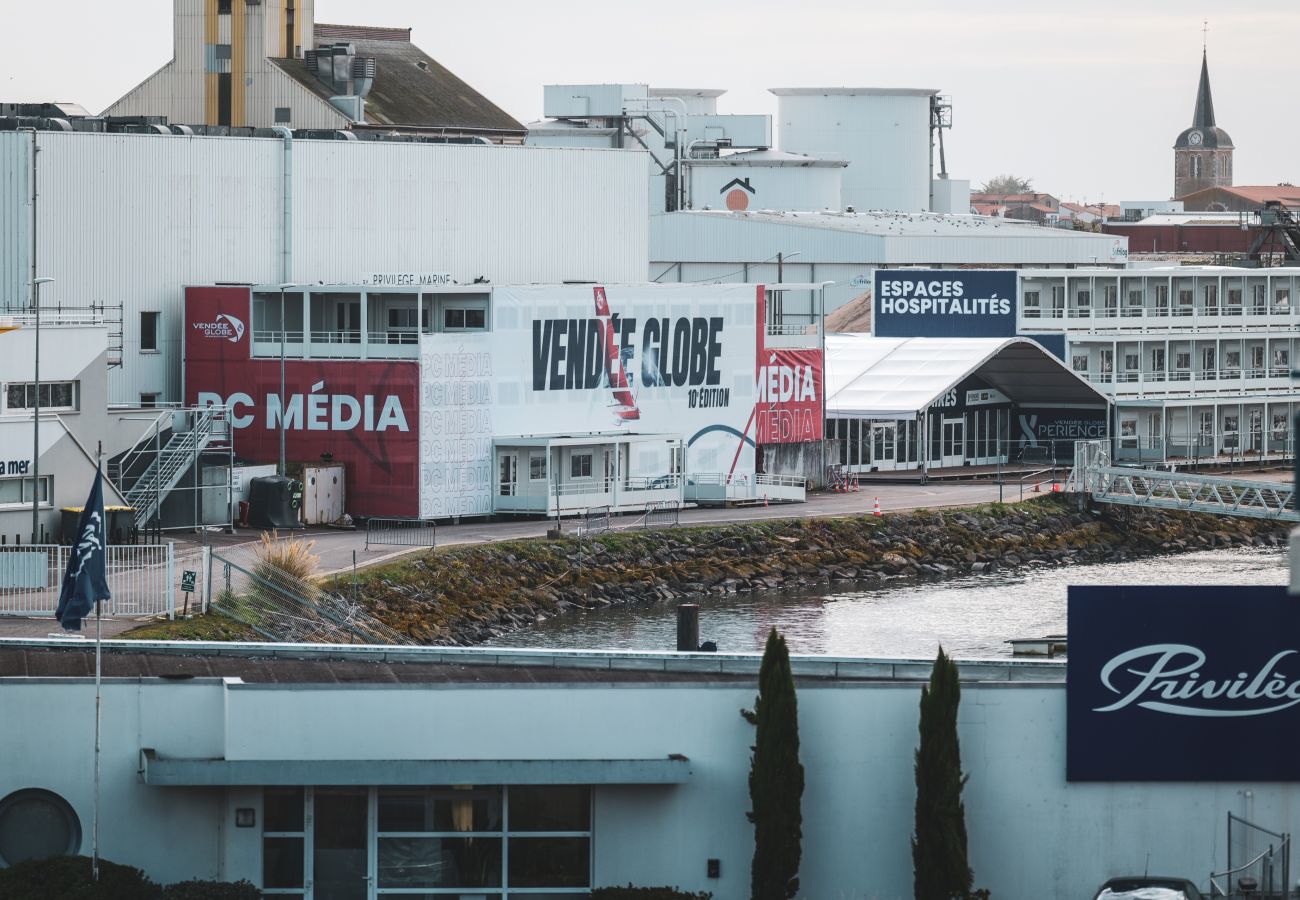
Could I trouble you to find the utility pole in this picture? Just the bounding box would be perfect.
[30,277,53,544]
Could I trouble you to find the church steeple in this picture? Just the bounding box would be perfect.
[1192,50,1216,129]
[1173,44,1233,199]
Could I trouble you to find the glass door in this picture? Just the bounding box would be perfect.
[498,453,518,497]
[871,423,896,468]
[941,418,964,468]
[313,790,369,900]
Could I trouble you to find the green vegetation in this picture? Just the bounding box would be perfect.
[0,856,258,900]
[119,611,259,642]
[743,629,804,900]
[913,648,973,900]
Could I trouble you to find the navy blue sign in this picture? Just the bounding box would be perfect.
[1016,407,1107,461]
[873,269,1017,338]
[1068,585,1300,782]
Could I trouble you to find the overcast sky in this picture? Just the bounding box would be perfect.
[8,1,1299,202]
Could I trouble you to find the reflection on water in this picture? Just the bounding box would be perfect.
[485,547,1289,658]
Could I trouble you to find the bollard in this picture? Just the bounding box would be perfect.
[676,603,700,652]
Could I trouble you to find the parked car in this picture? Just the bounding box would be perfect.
[1091,876,1204,900]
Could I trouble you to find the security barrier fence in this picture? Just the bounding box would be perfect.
[576,506,611,538]
[364,517,438,551]
[0,543,206,619]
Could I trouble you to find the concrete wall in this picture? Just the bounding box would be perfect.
[3,665,1297,899]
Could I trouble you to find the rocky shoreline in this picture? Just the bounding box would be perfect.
[352,496,1292,646]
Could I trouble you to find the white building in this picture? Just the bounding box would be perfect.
[651,211,1129,322]
[0,129,649,406]
[1017,266,1300,461]
[1,638,1295,899]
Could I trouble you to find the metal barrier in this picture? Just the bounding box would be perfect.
[0,542,203,619]
[576,506,611,538]
[364,517,438,551]
[641,500,681,530]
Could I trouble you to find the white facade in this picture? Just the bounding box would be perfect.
[2,642,1297,899]
[772,88,937,213]
[1016,266,1300,461]
[650,211,1129,321]
[685,151,845,213]
[0,130,650,405]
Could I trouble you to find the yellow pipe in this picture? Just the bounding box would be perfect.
[231,0,246,126]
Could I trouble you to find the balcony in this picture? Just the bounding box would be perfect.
[1084,367,1293,399]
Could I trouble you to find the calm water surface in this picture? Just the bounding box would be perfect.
[485,547,1289,658]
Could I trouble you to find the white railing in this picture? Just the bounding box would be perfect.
[685,472,807,505]
[0,543,207,619]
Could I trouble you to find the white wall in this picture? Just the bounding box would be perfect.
[775,90,935,213]
[4,667,1297,899]
[687,163,843,213]
[0,131,649,405]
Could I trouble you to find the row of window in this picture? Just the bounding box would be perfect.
[1072,346,1291,375]
[262,785,592,897]
[1024,285,1293,315]
[5,381,78,412]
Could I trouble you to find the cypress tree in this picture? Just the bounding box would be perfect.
[742,628,804,900]
[912,646,973,900]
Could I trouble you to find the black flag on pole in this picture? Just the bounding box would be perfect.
[54,468,111,632]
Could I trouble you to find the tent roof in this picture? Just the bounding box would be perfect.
[825,335,1110,419]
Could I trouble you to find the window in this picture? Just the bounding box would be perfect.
[5,381,77,412]
[1252,284,1267,313]
[214,44,232,60]
[387,307,419,330]
[264,786,591,898]
[1175,351,1191,370]
[1023,291,1040,317]
[1178,288,1194,310]
[1155,285,1169,312]
[0,476,50,509]
[444,307,487,330]
[139,311,160,352]
[1150,348,1165,372]
[1103,285,1117,311]
[139,393,160,408]
[1273,413,1289,440]
[1124,353,1139,371]
[671,445,684,474]
[1199,411,1213,437]
[274,107,291,124]
[1099,349,1113,375]
[0,789,81,866]
[529,453,547,481]
[1071,355,1089,373]
[1076,289,1091,309]
[1227,288,1242,311]
[217,0,232,12]
[1272,346,1290,373]
[1250,346,1264,374]
[1225,350,1241,372]
[1275,289,1291,313]
[570,453,593,479]
[1204,284,1218,313]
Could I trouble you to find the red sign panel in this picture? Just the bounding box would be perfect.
[184,287,420,517]
[754,347,824,443]
[752,285,824,444]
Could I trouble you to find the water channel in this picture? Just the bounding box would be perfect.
[485,546,1290,658]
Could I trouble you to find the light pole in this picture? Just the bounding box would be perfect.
[29,276,53,544]
[276,283,298,477]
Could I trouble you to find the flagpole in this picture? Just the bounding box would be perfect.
[93,441,102,883]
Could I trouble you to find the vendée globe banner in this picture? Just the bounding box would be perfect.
[872,269,1018,338]
[1067,585,1300,781]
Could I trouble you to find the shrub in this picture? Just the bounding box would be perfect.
[254,530,319,582]
[0,855,162,900]
[162,879,261,900]
[592,887,713,900]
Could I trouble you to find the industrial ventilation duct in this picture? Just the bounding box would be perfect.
[304,43,376,122]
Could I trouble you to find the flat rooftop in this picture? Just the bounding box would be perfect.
[0,639,1065,685]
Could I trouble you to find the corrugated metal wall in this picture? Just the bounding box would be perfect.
[0,134,32,308]
[13,131,647,404]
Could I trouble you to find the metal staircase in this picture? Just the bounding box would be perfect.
[1072,440,1299,522]
[116,407,232,529]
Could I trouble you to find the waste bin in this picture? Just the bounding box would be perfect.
[246,477,304,530]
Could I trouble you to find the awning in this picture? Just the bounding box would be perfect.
[139,749,691,786]
[825,334,1111,419]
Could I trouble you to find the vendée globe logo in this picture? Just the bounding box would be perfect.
[1095,644,1300,717]
[192,313,245,342]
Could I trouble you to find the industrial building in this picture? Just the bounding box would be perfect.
[650,210,1128,322]
[103,0,524,140]
[1,638,1296,899]
[528,84,969,216]
[0,128,649,407]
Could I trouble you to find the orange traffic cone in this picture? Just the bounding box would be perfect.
[1033,481,1041,493]
[1052,481,1061,493]
[873,497,883,517]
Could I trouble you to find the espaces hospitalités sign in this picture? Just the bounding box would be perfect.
[1067,585,1300,781]
[873,269,1018,339]
[360,273,453,287]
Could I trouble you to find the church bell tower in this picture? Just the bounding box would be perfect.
[1173,47,1234,199]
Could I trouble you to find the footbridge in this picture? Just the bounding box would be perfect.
[1071,441,1299,523]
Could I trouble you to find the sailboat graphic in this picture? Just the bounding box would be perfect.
[593,286,641,423]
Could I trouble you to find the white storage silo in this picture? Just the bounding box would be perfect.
[772,87,937,213]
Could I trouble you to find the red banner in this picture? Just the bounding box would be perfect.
[184,287,420,517]
[754,347,824,443]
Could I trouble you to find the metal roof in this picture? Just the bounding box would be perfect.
[825,335,1110,419]
[678,209,1092,238]
[685,149,846,168]
[770,87,938,97]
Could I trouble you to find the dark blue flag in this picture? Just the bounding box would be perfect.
[55,468,112,632]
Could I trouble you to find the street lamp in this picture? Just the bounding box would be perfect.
[276,282,299,477]
[29,276,53,545]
